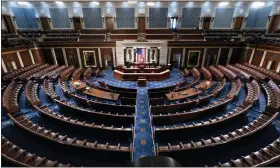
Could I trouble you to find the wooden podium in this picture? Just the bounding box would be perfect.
[137,76,147,87]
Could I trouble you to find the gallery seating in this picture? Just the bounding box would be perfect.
[235,63,266,81]
[200,67,212,80]
[43,79,60,100]
[244,63,280,84]
[34,105,132,141]
[215,138,280,167]
[262,80,280,110]
[19,64,49,81]
[153,98,231,125]
[32,65,58,80]
[226,65,251,81]
[217,65,237,81]
[55,99,134,125]
[70,94,135,114]
[1,136,69,167]
[25,80,41,106]
[83,68,93,80]
[157,112,278,165]
[226,78,242,99]
[43,66,67,81]
[17,29,43,38]
[72,68,84,80]
[6,113,132,163]
[155,105,252,139]
[3,81,23,113]
[207,66,224,81]
[243,80,260,106]
[2,64,40,82]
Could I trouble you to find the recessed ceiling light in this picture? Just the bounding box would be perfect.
[18,1,26,6]
[55,1,63,5]
[252,2,265,8]
[219,2,229,7]
[127,1,137,4]
[91,1,100,5]
[147,2,155,6]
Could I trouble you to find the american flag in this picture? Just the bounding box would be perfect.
[137,48,146,63]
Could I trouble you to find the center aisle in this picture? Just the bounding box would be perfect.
[132,87,155,161]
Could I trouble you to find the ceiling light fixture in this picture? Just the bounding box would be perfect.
[219,2,229,7]
[18,1,26,6]
[127,1,137,4]
[252,2,265,8]
[55,1,63,5]
[147,2,155,6]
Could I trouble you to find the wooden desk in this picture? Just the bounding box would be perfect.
[196,80,214,90]
[114,70,170,81]
[84,88,120,101]
[165,80,214,101]
[138,78,147,87]
[166,88,202,101]
[71,80,87,90]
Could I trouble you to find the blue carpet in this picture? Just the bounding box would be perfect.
[232,86,246,106]
[55,83,67,101]
[38,85,52,106]
[133,88,155,161]
[19,88,32,112]
[94,68,184,89]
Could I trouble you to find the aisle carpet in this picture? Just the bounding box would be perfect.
[133,88,155,161]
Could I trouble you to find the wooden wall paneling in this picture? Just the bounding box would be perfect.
[2,52,21,71]
[40,17,51,30]
[202,17,212,29]
[111,29,138,34]
[251,50,264,66]
[233,17,244,30]
[105,17,114,32]
[145,29,172,34]
[146,35,173,40]
[205,48,219,66]
[268,14,280,33]
[170,48,183,67]
[244,48,253,63]
[65,48,79,67]
[31,49,45,64]
[219,48,230,65]
[41,49,54,65]
[184,48,204,67]
[54,48,65,66]
[19,50,33,66]
[79,48,100,68]
[111,35,138,40]
[2,15,16,33]
[262,52,280,71]
[230,48,244,64]
[100,48,113,68]
[73,17,82,30]
[138,17,146,33]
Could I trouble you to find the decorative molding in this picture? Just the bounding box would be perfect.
[98,48,102,67]
[28,49,35,64]
[2,58,8,73]
[249,48,255,64]
[16,52,24,67]
[216,48,222,66]
[50,48,58,65]
[259,51,267,67]
[201,48,207,67]
[62,48,69,66]
[181,48,186,67]
[76,48,82,68]
[227,48,233,64]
